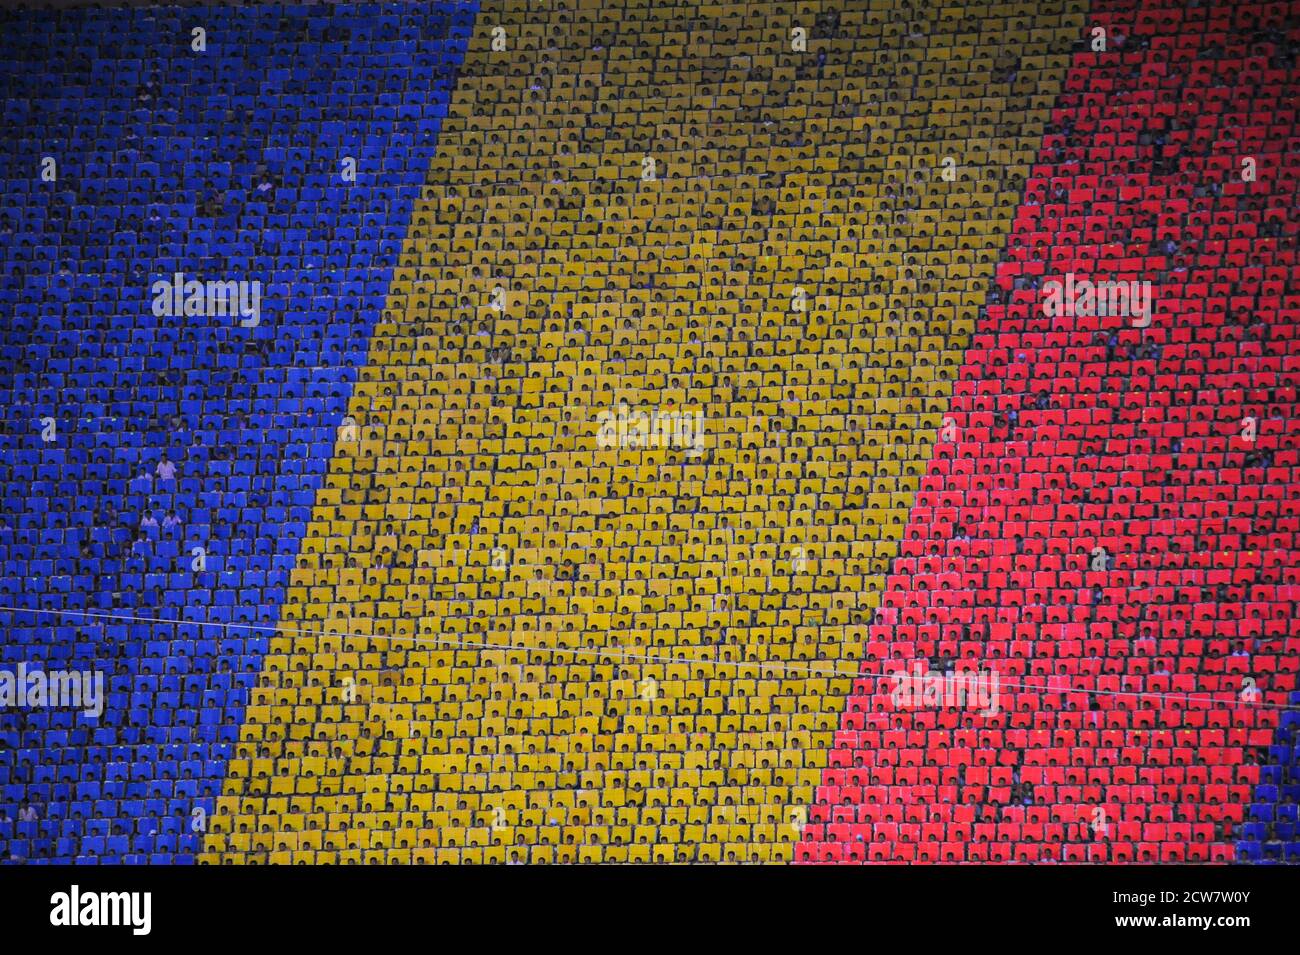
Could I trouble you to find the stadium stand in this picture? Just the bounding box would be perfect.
[204,0,1088,865]
[0,0,1295,866]
[799,0,1300,865]
[0,1,477,863]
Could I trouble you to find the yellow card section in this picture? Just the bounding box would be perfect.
[204,0,1084,864]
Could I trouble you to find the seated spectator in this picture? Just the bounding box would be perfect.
[130,532,152,557]
[130,465,153,491]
